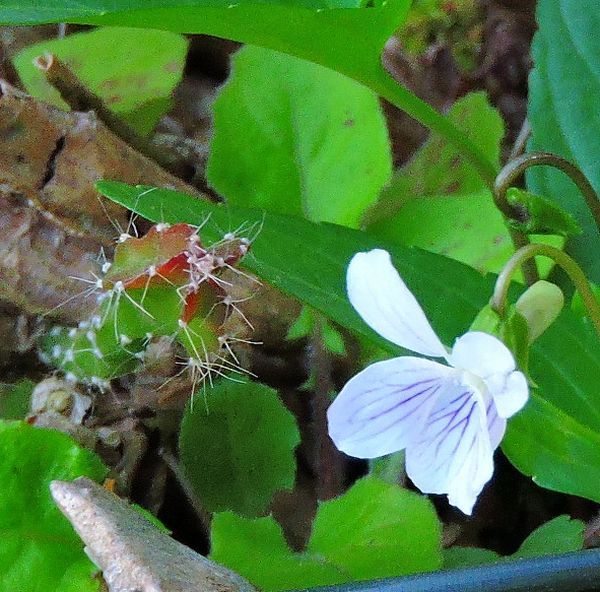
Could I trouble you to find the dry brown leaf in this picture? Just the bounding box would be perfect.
[0,81,201,323]
[0,186,107,321]
[51,477,256,592]
[0,80,199,241]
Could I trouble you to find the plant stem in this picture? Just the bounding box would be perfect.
[493,155,539,285]
[34,53,195,183]
[508,119,531,162]
[310,316,345,501]
[160,447,212,534]
[491,244,600,338]
[495,152,600,234]
[374,73,498,190]
[493,152,600,285]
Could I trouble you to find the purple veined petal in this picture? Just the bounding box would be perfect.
[346,250,447,358]
[448,332,529,419]
[487,399,506,451]
[405,383,494,515]
[327,357,455,459]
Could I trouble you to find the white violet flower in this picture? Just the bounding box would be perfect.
[327,249,529,515]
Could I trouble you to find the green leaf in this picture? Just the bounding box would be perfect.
[211,512,346,591]
[208,45,391,227]
[211,477,441,591]
[503,314,600,504]
[444,515,584,569]
[0,379,34,419]
[514,515,584,559]
[367,92,503,224]
[98,182,495,349]
[370,190,563,277]
[0,0,409,84]
[99,182,600,505]
[13,27,188,135]
[179,378,300,516]
[366,93,540,276]
[371,190,515,275]
[368,451,405,485]
[443,547,500,569]
[0,420,107,591]
[571,283,600,322]
[366,93,564,276]
[503,390,600,505]
[0,0,498,187]
[527,0,600,281]
[321,320,346,356]
[286,307,346,354]
[506,188,582,237]
[308,477,442,579]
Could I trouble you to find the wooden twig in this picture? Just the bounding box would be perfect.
[51,477,255,592]
[34,53,193,182]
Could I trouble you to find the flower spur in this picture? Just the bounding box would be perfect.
[327,249,529,514]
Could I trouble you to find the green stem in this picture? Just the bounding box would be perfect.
[374,73,498,190]
[495,152,600,233]
[493,152,600,286]
[493,155,538,285]
[491,244,600,338]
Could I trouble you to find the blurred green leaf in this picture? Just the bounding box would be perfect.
[179,378,300,516]
[367,92,503,224]
[286,305,314,341]
[367,93,564,276]
[527,0,600,281]
[99,181,600,505]
[13,27,188,135]
[0,379,34,419]
[444,515,584,569]
[208,45,391,227]
[211,477,441,591]
[0,0,498,187]
[0,420,107,591]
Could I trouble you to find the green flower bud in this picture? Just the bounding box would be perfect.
[516,280,564,343]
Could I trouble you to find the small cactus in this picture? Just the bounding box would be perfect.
[42,223,253,391]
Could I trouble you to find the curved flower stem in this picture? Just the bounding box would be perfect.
[493,152,600,286]
[491,244,600,338]
[494,152,600,233]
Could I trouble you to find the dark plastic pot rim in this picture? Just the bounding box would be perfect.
[296,548,600,592]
